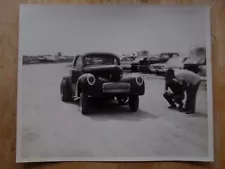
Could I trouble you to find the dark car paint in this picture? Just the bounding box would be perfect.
[120,56,137,70]
[130,56,148,72]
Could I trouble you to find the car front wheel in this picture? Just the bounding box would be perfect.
[129,95,139,112]
[80,92,89,115]
[60,77,73,102]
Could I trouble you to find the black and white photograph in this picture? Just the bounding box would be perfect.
[16,4,213,162]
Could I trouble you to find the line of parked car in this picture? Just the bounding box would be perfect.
[23,55,75,64]
[120,50,206,79]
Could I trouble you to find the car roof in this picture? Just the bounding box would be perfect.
[82,52,119,58]
[160,52,179,55]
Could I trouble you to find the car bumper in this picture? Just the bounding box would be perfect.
[85,81,145,97]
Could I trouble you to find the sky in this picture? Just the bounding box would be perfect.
[19,5,209,57]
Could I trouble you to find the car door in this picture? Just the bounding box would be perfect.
[71,55,83,95]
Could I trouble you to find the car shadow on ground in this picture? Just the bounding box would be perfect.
[73,99,158,121]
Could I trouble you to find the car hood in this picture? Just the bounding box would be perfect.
[83,65,123,82]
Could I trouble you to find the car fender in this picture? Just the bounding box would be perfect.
[75,73,94,97]
[121,74,145,89]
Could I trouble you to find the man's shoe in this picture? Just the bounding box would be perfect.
[168,105,176,109]
[186,111,195,114]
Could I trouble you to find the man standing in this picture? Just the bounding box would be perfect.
[165,68,201,114]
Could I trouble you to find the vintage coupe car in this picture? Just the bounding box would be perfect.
[60,52,145,115]
[120,55,137,70]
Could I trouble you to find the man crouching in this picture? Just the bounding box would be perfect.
[163,69,187,111]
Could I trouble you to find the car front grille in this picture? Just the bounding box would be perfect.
[102,82,130,93]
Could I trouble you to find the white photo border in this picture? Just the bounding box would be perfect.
[16,4,214,163]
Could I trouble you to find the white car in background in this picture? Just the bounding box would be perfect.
[150,55,188,75]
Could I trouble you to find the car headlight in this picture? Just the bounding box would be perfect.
[87,74,95,86]
[136,76,144,86]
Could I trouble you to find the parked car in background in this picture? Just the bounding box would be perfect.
[183,54,206,74]
[55,55,66,61]
[38,55,57,63]
[130,50,150,72]
[150,55,187,75]
[60,52,145,115]
[23,55,39,64]
[120,56,136,70]
[138,52,179,73]
[138,55,159,72]
[183,47,206,74]
[131,55,150,72]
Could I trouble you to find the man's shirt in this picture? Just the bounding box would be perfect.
[174,69,201,85]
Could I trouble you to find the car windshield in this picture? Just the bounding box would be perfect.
[85,54,118,65]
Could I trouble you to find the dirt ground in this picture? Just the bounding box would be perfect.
[18,63,209,162]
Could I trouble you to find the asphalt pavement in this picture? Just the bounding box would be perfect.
[19,63,209,161]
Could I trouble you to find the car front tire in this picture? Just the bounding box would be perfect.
[80,92,89,115]
[129,95,139,112]
[60,77,73,102]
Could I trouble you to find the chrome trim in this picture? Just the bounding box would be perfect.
[136,76,144,86]
[87,75,95,86]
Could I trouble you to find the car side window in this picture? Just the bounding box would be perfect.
[75,56,82,68]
